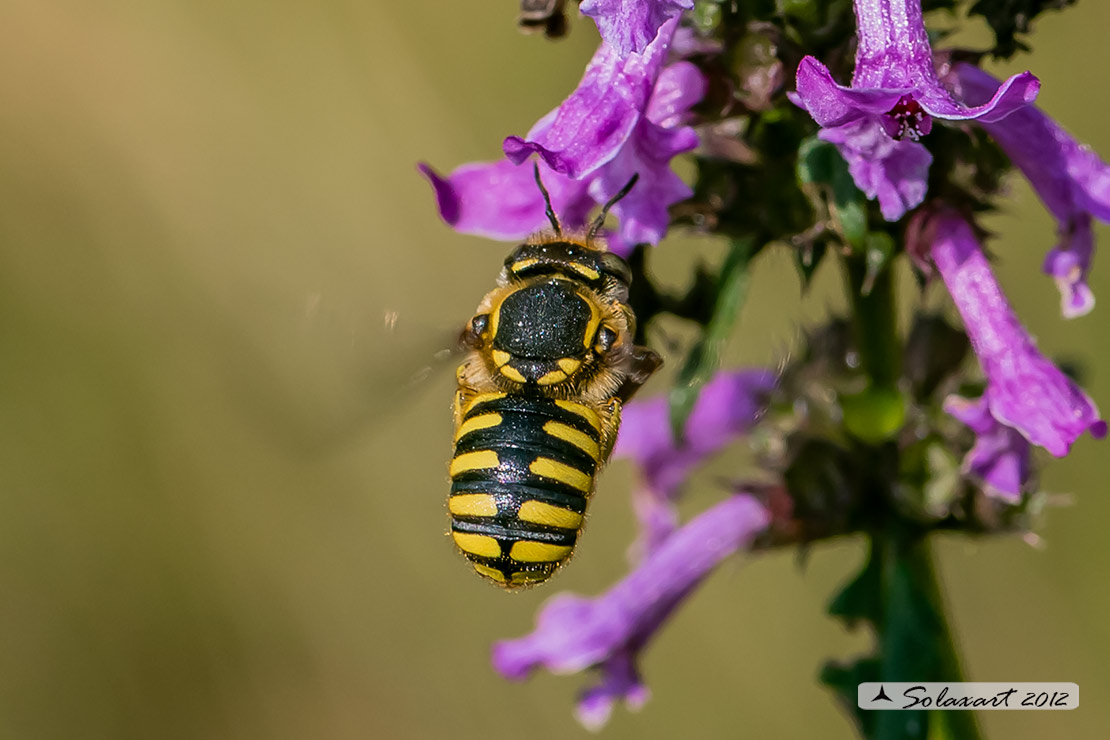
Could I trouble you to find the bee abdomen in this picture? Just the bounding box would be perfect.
[448,395,602,588]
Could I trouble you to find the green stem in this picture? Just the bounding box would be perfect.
[840,257,906,443]
[841,257,979,739]
[845,256,900,389]
[874,534,983,740]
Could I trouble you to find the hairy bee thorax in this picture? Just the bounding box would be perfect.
[458,233,637,404]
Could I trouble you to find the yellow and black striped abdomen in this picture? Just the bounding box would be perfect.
[449,394,603,588]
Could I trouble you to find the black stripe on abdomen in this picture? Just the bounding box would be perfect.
[448,394,602,588]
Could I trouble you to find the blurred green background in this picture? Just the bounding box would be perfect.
[0,2,1106,738]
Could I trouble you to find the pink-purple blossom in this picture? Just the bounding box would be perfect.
[418,159,594,241]
[422,15,703,247]
[943,395,1031,502]
[613,369,776,556]
[492,492,771,730]
[580,0,694,56]
[791,0,1039,220]
[930,210,1107,463]
[952,63,1110,319]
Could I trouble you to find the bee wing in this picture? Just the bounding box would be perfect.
[215,309,465,455]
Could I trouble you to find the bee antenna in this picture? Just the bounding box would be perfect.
[587,173,639,241]
[533,162,562,236]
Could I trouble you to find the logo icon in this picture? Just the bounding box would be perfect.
[872,685,893,703]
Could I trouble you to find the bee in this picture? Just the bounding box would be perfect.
[518,0,570,39]
[448,166,662,588]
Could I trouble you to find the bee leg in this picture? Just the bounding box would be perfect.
[599,347,660,461]
[598,398,623,463]
[453,366,485,428]
[615,346,663,403]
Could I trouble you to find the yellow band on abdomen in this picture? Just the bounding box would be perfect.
[543,421,600,461]
[454,413,502,442]
[510,541,573,563]
[554,399,601,433]
[450,450,500,477]
[528,457,592,492]
[448,494,499,517]
[452,532,501,559]
[517,500,583,529]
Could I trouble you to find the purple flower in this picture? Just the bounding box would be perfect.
[418,159,593,240]
[492,492,771,730]
[580,0,693,56]
[943,395,1031,502]
[613,369,777,556]
[816,117,932,222]
[791,0,1039,220]
[952,63,1110,318]
[423,17,703,246]
[930,210,1107,459]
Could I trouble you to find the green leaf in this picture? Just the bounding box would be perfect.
[798,137,868,250]
[821,657,881,739]
[824,536,983,740]
[827,540,883,627]
[668,237,756,441]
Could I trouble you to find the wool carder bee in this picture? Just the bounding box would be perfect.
[449,168,661,588]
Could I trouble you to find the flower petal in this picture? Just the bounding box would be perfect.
[793,56,908,128]
[930,210,1107,456]
[793,1,1037,223]
[917,70,1039,123]
[503,17,680,179]
[954,64,1110,220]
[574,653,650,731]
[568,60,704,246]
[590,118,698,245]
[851,0,1038,121]
[580,0,693,57]
[418,160,592,240]
[613,370,776,554]
[954,62,1110,317]
[819,118,932,221]
[614,370,776,496]
[852,0,936,90]
[1043,215,1096,318]
[645,60,705,129]
[944,395,1032,502]
[492,493,771,728]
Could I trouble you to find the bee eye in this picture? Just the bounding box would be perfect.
[462,313,489,348]
[595,326,617,353]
